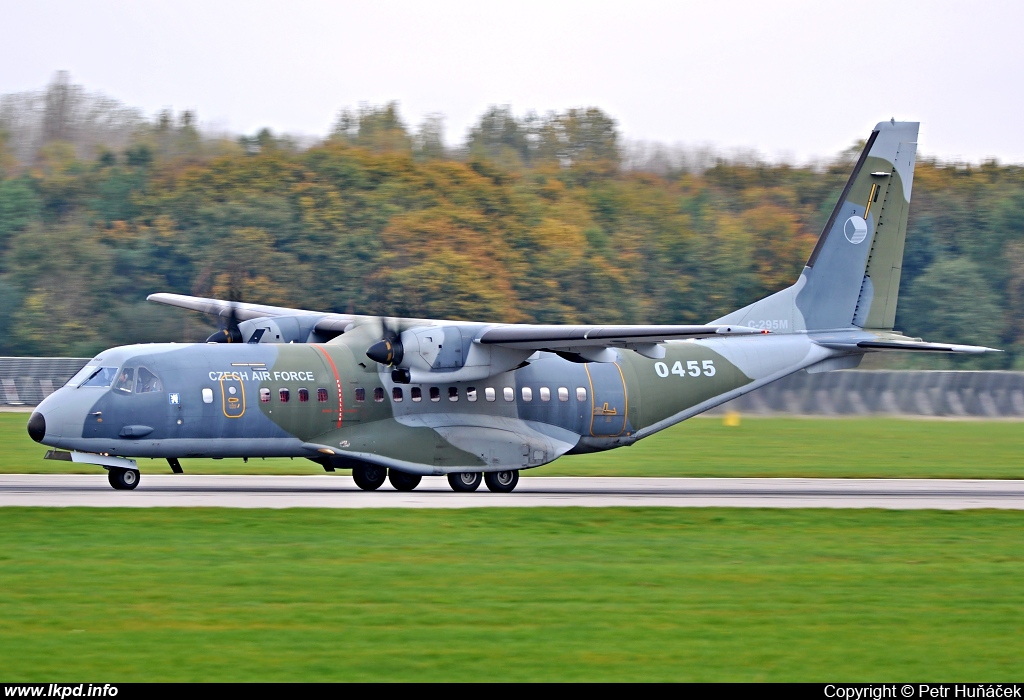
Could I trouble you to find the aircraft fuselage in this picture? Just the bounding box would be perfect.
[31,334,827,475]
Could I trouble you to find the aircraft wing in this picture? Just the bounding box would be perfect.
[478,324,763,359]
[147,293,326,322]
[148,292,767,361]
[478,324,764,347]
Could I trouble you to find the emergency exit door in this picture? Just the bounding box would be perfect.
[585,362,627,436]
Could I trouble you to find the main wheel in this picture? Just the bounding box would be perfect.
[352,464,387,491]
[108,467,140,491]
[484,470,519,493]
[388,470,422,491]
[447,472,482,492]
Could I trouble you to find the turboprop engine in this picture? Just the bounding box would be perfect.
[366,324,532,384]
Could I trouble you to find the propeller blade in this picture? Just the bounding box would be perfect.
[206,276,244,342]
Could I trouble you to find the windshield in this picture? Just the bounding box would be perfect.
[78,367,119,388]
[65,363,100,388]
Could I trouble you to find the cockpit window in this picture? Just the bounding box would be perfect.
[135,367,162,393]
[78,367,118,388]
[65,364,99,388]
[112,368,135,394]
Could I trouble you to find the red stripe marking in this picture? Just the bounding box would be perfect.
[314,345,344,428]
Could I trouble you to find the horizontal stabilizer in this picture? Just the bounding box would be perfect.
[818,338,1001,354]
[855,340,1001,354]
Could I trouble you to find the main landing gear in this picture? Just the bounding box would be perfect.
[388,470,422,492]
[449,470,520,493]
[108,467,140,490]
[447,472,481,492]
[352,464,421,491]
[351,464,521,493]
[484,470,519,493]
[351,464,387,491]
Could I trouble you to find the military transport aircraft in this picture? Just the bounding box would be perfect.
[27,120,998,492]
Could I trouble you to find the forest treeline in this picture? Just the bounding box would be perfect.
[1,74,1023,368]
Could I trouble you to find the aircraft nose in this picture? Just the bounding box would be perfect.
[27,412,46,443]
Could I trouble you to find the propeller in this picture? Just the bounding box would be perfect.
[365,318,403,366]
[366,317,411,382]
[206,276,244,343]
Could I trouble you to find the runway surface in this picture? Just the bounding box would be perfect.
[1,474,1023,509]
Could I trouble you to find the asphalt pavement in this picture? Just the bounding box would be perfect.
[1,474,1023,509]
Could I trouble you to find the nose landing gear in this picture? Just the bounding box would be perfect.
[108,467,140,490]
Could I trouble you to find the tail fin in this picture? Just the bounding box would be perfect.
[714,120,919,332]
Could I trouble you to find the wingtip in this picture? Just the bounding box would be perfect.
[949,344,1002,354]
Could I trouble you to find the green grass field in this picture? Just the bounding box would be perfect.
[1,507,1021,681]
[3,411,1021,478]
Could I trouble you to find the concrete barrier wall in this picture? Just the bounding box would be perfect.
[0,357,89,407]
[2,357,1023,418]
[707,370,1024,418]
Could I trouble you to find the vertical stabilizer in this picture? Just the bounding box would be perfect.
[713,120,919,332]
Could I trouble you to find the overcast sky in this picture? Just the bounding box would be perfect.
[2,0,1022,163]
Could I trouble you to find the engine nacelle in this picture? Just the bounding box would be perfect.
[391,325,532,383]
[237,315,333,344]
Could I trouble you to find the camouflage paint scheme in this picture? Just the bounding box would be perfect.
[29,121,999,482]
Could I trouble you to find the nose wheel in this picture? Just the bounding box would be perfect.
[108,467,140,490]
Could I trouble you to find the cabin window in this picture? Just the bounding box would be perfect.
[448,387,459,402]
[522,387,533,402]
[485,387,496,402]
[558,387,569,402]
[393,387,403,402]
[576,387,588,402]
[317,388,328,402]
[355,388,365,402]
[503,387,514,402]
[374,387,385,402]
[298,388,309,402]
[135,367,162,393]
[540,387,551,402]
[430,387,440,402]
[259,388,270,403]
[467,387,478,402]
[279,388,290,403]
[112,368,135,394]
[411,387,422,402]
[203,388,215,404]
